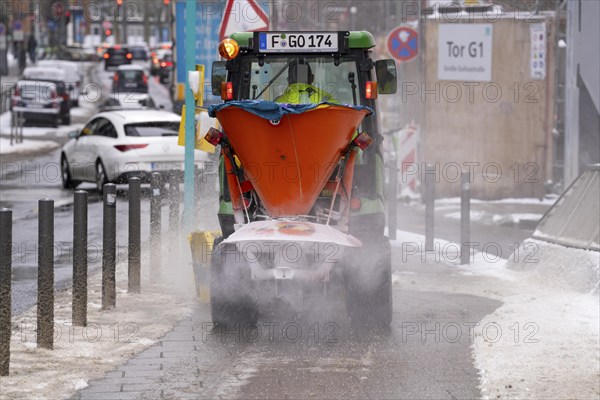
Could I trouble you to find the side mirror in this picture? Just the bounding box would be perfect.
[68,130,79,139]
[375,59,397,95]
[211,61,227,96]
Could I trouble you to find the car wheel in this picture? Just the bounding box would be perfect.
[61,155,80,189]
[96,160,108,194]
[53,117,59,128]
[62,114,71,125]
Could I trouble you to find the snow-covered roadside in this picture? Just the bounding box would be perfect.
[391,230,600,400]
[0,247,197,400]
[0,138,59,155]
[474,240,599,400]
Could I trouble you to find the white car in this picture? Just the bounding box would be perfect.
[36,60,84,106]
[60,110,208,192]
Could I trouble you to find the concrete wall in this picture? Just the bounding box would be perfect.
[422,16,555,199]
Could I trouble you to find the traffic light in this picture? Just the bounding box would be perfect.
[65,11,70,24]
[164,0,170,4]
[116,0,123,5]
[105,29,112,36]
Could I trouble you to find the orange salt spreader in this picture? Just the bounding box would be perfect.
[213,104,370,220]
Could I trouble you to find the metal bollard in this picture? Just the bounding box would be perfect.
[150,173,162,281]
[460,171,471,265]
[424,164,436,251]
[72,191,88,326]
[0,208,12,375]
[37,199,54,349]
[128,178,141,293]
[169,173,180,235]
[18,112,24,144]
[102,184,117,310]
[387,160,398,241]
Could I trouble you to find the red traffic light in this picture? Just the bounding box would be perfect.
[105,29,112,36]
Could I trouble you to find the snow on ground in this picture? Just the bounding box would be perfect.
[0,138,59,155]
[492,213,544,225]
[0,111,84,137]
[436,196,558,206]
[0,243,197,400]
[391,229,600,399]
[444,210,487,221]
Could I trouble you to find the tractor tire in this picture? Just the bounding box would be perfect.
[210,239,258,328]
[344,237,393,331]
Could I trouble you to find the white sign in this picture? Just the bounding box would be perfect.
[530,23,546,80]
[438,24,493,82]
[258,32,338,53]
[13,20,24,42]
[219,0,269,41]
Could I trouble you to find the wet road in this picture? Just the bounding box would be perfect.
[72,250,501,400]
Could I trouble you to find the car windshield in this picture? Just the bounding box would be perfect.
[124,121,179,137]
[245,56,359,104]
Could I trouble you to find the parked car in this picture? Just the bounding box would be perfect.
[21,67,71,124]
[103,45,132,70]
[60,110,205,192]
[36,60,83,106]
[99,93,157,112]
[112,64,148,94]
[11,80,62,127]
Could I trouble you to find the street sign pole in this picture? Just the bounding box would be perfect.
[0,23,7,76]
[183,0,197,232]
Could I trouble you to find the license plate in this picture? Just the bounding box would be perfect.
[258,32,338,53]
[151,162,183,171]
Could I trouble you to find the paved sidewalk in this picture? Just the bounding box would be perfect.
[71,314,204,400]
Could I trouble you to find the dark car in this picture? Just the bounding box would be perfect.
[157,53,174,84]
[104,45,132,70]
[112,65,149,94]
[128,45,149,61]
[11,80,63,127]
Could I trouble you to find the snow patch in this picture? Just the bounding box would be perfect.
[0,138,59,154]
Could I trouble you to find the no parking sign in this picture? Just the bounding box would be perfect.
[387,26,418,63]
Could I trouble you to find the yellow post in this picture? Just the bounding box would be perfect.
[188,230,221,302]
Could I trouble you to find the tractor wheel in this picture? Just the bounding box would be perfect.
[345,237,393,331]
[210,239,258,328]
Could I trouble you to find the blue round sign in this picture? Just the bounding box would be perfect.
[387,26,418,62]
[13,21,23,31]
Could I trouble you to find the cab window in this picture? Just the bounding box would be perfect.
[245,56,359,105]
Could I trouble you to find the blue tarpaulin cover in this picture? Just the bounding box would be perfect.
[208,100,373,121]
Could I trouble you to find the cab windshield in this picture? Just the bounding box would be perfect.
[245,56,359,105]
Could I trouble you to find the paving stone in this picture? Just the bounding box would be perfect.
[80,384,123,393]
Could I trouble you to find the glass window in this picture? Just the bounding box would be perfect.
[124,122,179,137]
[81,118,101,136]
[246,56,359,105]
